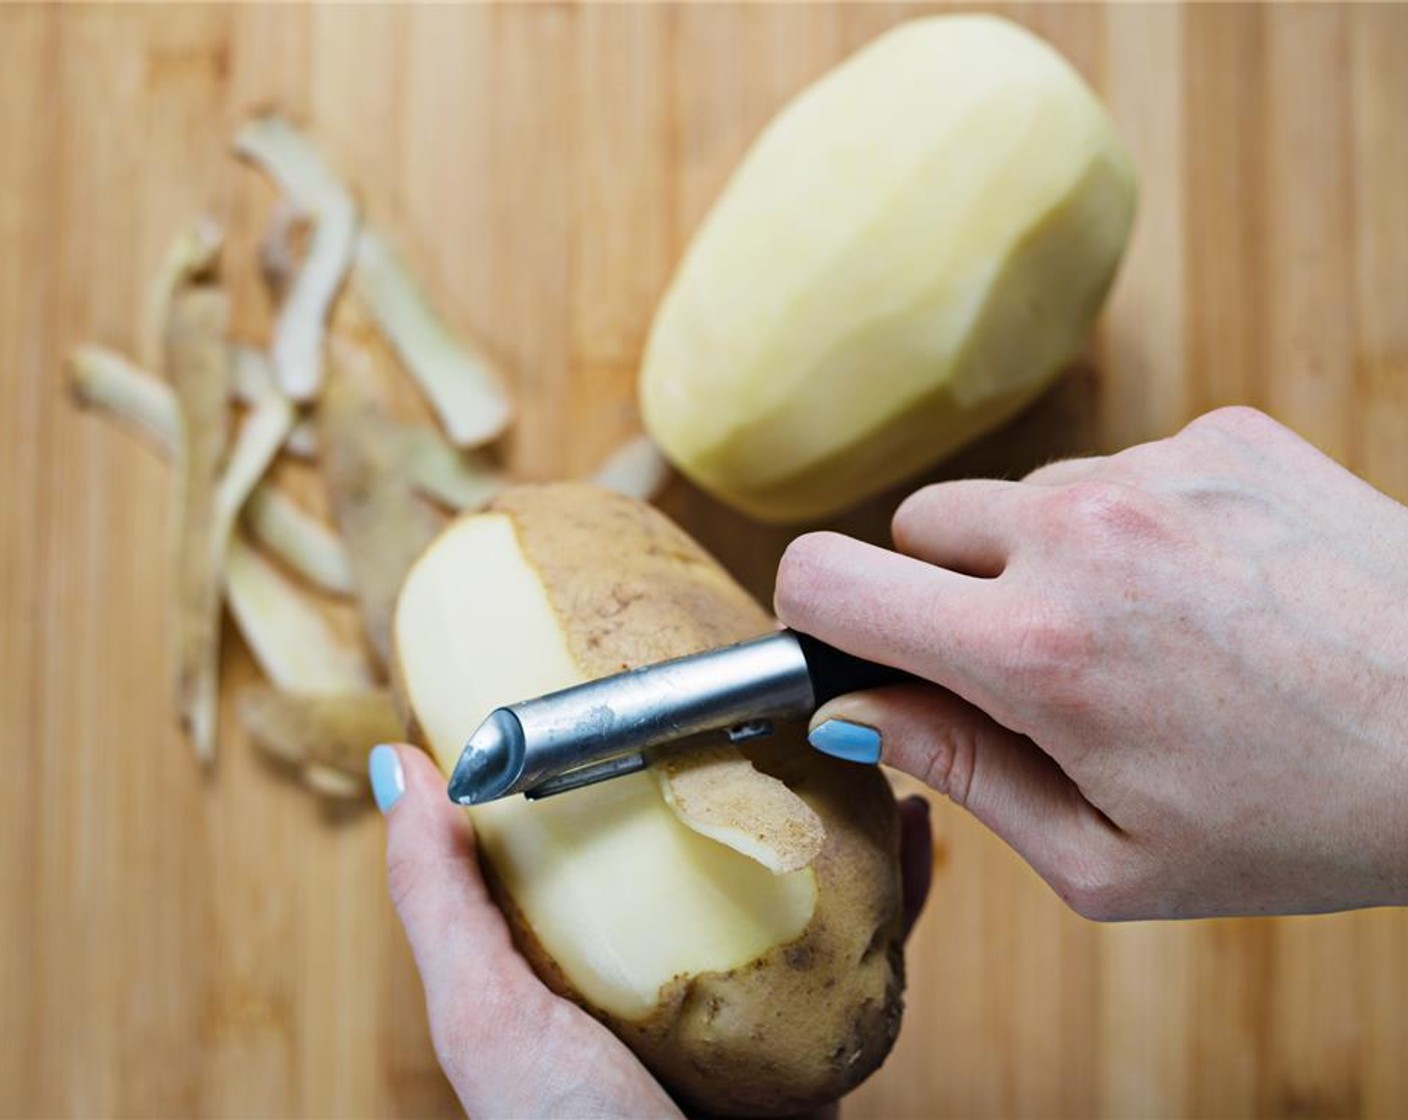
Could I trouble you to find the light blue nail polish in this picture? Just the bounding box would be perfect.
[369,744,406,813]
[809,719,882,765]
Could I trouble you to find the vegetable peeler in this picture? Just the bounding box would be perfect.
[447,629,916,805]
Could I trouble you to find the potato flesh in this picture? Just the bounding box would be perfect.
[394,513,816,1020]
[640,15,1136,522]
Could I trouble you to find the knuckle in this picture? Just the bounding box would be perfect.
[1049,856,1129,922]
[916,721,980,807]
[1047,480,1169,548]
[1057,479,1137,530]
[386,845,431,918]
[891,485,939,549]
[998,598,1094,688]
[1022,458,1080,485]
[1111,437,1175,474]
[1186,405,1275,441]
[1046,838,1167,922]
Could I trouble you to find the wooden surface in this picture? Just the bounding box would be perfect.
[3,3,1407,1117]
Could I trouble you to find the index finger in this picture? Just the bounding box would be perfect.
[774,531,1008,705]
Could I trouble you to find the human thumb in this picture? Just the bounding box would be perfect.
[808,685,1098,878]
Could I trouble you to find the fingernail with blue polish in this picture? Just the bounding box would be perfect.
[809,719,882,765]
[369,744,406,813]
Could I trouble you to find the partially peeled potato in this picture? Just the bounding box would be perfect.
[392,483,903,1115]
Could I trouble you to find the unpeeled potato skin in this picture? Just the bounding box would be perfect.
[489,482,771,677]
[397,484,904,1116]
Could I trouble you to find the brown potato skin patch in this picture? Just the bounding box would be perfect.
[490,483,772,675]
[406,483,904,1116]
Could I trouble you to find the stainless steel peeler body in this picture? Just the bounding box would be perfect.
[447,629,916,805]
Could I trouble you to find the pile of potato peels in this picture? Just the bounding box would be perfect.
[69,115,668,799]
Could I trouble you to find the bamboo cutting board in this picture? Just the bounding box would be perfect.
[2,4,1406,1117]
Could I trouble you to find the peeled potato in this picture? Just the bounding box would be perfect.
[640,15,1136,522]
[392,483,903,1116]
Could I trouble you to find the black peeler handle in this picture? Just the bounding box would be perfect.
[792,631,924,707]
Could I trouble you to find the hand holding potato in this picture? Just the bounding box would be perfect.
[371,743,934,1118]
[372,743,684,1119]
[777,407,1408,919]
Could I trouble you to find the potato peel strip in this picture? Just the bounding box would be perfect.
[234,115,360,400]
[69,345,180,456]
[241,489,353,596]
[144,217,222,371]
[354,230,512,447]
[591,434,672,502]
[651,745,826,874]
[400,427,506,511]
[167,287,234,764]
[67,343,352,596]
[239,686,402,776]
[226,536,373,693]
[214,381,295,546]
[320,335,443,668]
